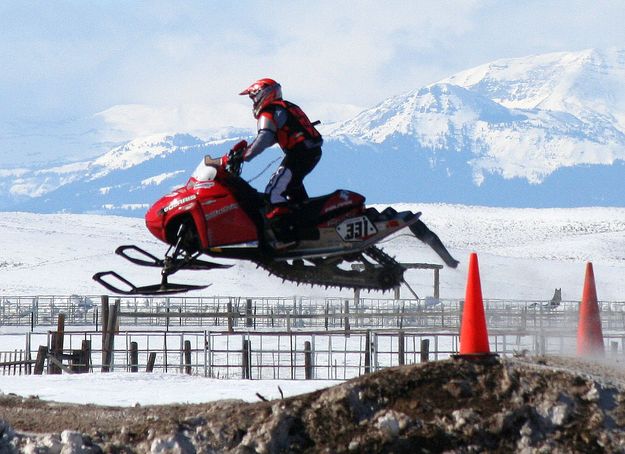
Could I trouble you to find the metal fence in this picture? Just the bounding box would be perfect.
[3,294,625,379]
[3,295,625,333]
[4,327,625,379]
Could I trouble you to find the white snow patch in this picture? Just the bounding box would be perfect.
[141,171,186,186]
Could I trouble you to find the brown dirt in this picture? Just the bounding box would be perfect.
[2,354,625,453]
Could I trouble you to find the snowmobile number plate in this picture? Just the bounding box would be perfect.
[336,216,377,242]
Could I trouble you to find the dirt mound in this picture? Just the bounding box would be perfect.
[2,355,625,453]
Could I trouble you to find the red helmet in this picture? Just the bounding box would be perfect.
[239,78,282,118]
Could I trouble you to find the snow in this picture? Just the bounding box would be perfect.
[91,134,204,175]
[1,206,625,300]
[2,205,625,406]
[0,372,341,406]
[141,171,186,187]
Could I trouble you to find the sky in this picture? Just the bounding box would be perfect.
[1,0,625,167]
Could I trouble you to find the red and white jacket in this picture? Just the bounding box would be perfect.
[243,100,323,162]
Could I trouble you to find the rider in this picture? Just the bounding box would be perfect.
[231,78,323,220]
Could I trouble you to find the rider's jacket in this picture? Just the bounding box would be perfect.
[243,100,323,161]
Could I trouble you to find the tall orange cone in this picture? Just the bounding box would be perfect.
[576,262,604,356]
[459,252,491,355]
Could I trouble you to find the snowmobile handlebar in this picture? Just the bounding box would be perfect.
[204,155,222,167]
[225,147,244,176]
[203,150,244,177]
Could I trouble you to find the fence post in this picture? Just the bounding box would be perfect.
[364,331,371,374]
[15,350,22,376]
[304,341,313,380]
[227,302,234,333]
[184,340,192,375]
[81,340,91,373]
[246,299,253,327]
[398,331,405,366]
[49,314,65,375]
[146,352,157,372]
[242,339,251,379]
[163,331,168,373]
[33,296,39,327]
[102,300,119,372]
[441,303,445,328]
[34,346,48,375]
[130,342,139,373]
[420,339,430,363]
[101,296,109,368]
[100,296,109,332]
[25,332,32,375]
[324,302,329,330]
[55,314,66,373]
[344,300,350,336]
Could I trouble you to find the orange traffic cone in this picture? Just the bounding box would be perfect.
[576,262,604,356]
[459,252,491,356]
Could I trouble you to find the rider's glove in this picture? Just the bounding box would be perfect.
[221,139,248,167]
[232,139,248,153]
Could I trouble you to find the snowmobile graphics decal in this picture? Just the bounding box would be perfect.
[321,190,355,214]
[336,216,377,241]
[163,195,197,213]
[193,182,215,189]
[204,203,238,220]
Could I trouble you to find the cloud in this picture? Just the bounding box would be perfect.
[3,0,625,165]
[94,103,251,141]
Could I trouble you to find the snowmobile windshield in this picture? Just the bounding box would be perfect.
[190,160,217,184]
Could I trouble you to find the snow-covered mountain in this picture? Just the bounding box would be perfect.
[330,48,625,186]
[1,48,625,214]
[0,133,252,215]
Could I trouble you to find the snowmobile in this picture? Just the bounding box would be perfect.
[93,147,459,295]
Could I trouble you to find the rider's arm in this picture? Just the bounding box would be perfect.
[243,108,287,161]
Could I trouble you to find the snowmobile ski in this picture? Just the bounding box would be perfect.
[92,270,209,295]
[115,245,231,270]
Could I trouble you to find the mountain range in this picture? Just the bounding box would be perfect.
[1,48,625,216]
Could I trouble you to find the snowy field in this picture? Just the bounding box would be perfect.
[1,205,625,301]
[0,371,341,406]
[1,205,625,406]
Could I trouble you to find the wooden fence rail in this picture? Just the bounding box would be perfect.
[0,350,35,376]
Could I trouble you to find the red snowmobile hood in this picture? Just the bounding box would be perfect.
[145,185,198,242]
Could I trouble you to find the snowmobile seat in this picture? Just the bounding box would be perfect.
[296,190,365,225]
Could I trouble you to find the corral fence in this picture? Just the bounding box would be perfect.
[3,294,625,332]
[2,294,625,379]
[4,327,625,379]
